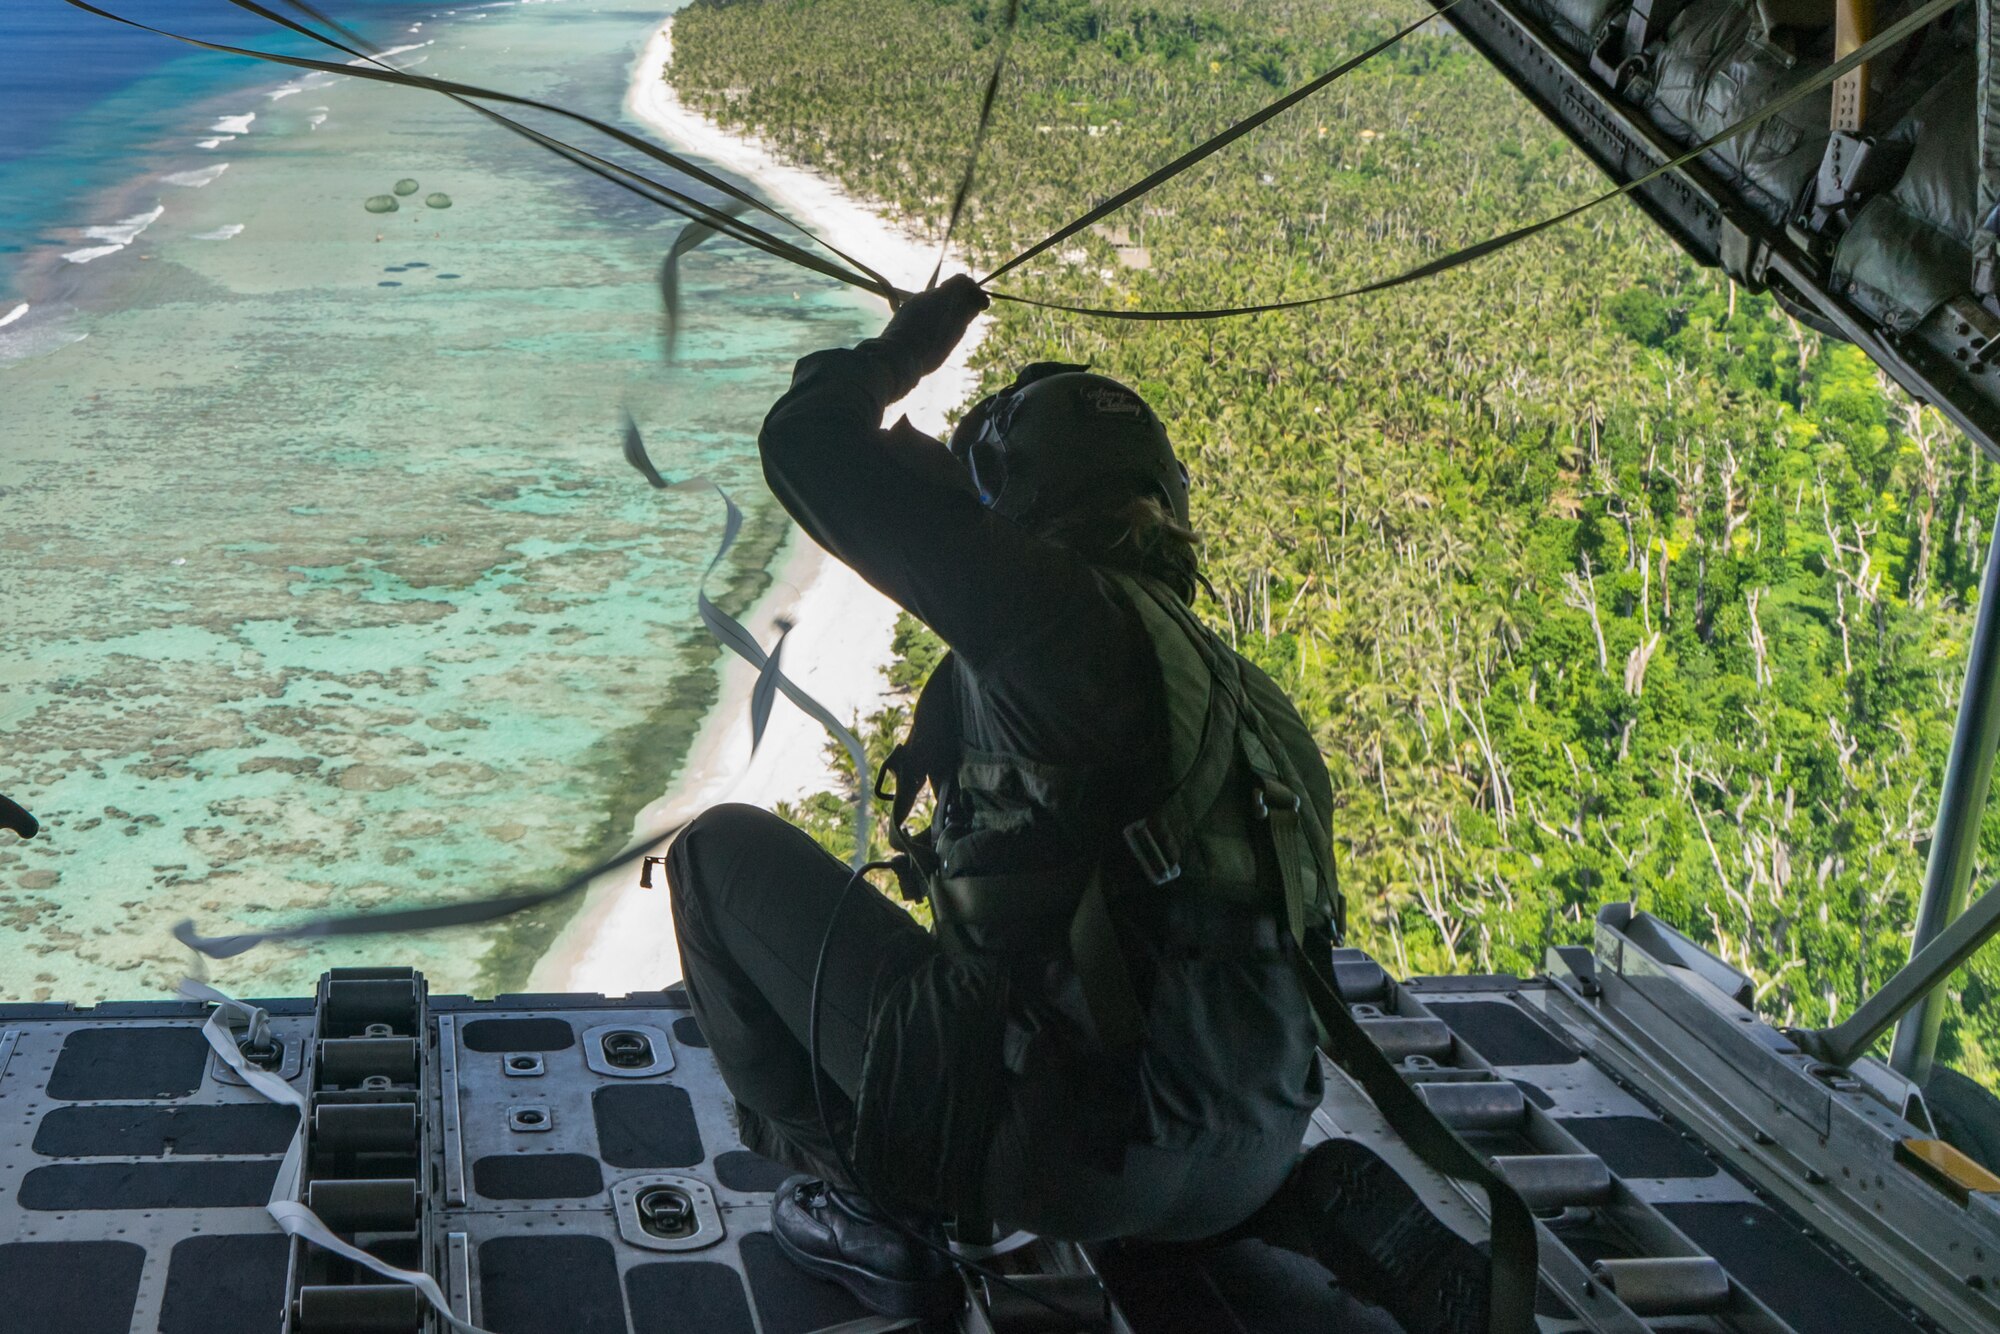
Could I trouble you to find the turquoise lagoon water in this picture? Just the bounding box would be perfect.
[0,0,878,1001]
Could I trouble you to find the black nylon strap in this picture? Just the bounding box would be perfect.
[62,0,896,301]
[220,0,892,290]
[174,821,688,958]
[1294,954,1540,1334]
[928,0,1021,289]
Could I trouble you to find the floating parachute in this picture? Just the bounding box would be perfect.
[425,192,453,209]
[364,194,399,214]
[393,178,420,196]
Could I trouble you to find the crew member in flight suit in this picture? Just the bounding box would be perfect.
[666,277,1486,1333]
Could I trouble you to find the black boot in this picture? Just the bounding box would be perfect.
[770,1175,962,1320]
[1250,1139,1492,1334]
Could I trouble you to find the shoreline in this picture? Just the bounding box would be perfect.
[525,12,988,996]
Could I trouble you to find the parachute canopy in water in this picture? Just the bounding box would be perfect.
[393,178,420,196]
[425,192,453,209]
[364,194,399,214]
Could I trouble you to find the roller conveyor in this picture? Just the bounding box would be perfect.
[0,903,1993,1332]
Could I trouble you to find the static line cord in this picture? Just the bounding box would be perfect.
[926,0,1020,290]
[61,0,898,301]
[74,0,1963,321]
[978,0,1464,287]
[806,862,1080,1323]
[980,0,1962,318]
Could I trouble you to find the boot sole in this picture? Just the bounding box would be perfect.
[770,1216,964,1321]
[1301,1138,1492,1334]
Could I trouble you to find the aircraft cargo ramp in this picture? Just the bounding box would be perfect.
[1,904,1994,1333]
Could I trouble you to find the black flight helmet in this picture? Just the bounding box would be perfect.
[948,363,1190,527]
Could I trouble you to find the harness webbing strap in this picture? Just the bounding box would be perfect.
[1291,959,1541,1334]
[1070,869,1147,1049]
[1261,775,1310,948]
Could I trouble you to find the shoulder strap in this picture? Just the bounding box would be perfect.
[1112,575,1245,881]
[877,653,962,901]
[1118,575,1335,937]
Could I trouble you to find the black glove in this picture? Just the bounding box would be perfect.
[877,274,990,377]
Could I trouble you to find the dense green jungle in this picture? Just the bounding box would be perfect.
[670,0,2000,1087]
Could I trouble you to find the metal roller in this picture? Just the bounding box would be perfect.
[1330,958,1389,1003]
[294,1284,423,1332]
[313,1102,418,1155]
[1591,1257,1732,1315]
[1490,1153,1614,1210]
[1415,1080,1527,1130]
[323,977,420,1036]
[1356,1016,1454,1063]
[304,1177,419,1233]
[317,1036,418,1087]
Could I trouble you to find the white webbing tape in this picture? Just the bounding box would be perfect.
[182,979,496,1334]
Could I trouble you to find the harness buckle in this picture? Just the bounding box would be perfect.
[1253,782,1302,820]
[874,750,903,802]
[1122,818,1182,886]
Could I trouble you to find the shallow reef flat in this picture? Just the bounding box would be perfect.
[0,0,875,1002]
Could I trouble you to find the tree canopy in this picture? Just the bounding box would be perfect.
[673,0,2000,1086]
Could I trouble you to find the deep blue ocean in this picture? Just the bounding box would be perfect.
[0,1,430,294]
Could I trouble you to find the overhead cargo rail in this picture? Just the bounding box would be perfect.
[1425,0,2000,460]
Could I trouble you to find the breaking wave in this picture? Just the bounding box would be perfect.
[164,164,231,188]
[0,325,87,366]
[63,205,164,263]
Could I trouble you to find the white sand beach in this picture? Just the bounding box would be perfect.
[526,14,987,996]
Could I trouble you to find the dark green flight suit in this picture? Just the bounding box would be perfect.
[668,332,1340,1242]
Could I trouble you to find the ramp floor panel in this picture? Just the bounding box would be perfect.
[0,973,1975,1332]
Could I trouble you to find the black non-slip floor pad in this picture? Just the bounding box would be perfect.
[18,1160,281,1210]
[592,1084,704,1169]
[626,1261,757,1334]
[479,1235,627,1334]
[1657,1202,1925,1334]
[0,1240,147,1334]
[33,1102,298,1158]
[46,1026,210,1100]
[714,1149,793,1193]
[1557,1115,1717,1180]
[738,1231,872,1334]
[1423,1001,1578,1066]
[1095,1238,1397,1334]
[672,1016,708,1048]
[472,1151,605,1200]
[158,1234,291,1334]
[462,1017,575,1052]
